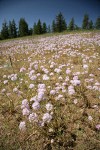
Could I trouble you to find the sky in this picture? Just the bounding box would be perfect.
[0,0,100,30]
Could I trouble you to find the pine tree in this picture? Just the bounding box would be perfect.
[68,18,75,30]
[88,20,93,30]
[33,23,37,34]
[1,20,9,39]
[28,28,33,35]
[82,14,89,29]
[74,24,80,30]
[12,19,17,38]
[52,20,56,32]
[19,18,29,37]
[8,19,17,38]
[42,22,47,34]
[36,19,42,34]
[8,21,13,38]
[95,17,100,29]
[56,12,67,32]
[47,25,51,33]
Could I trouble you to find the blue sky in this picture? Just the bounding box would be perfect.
[0,0,100,30]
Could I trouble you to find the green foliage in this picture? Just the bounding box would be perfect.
[88,20,94,30]
[52,20,56,32]
[33,22,37,34]
[12,19,17,38]
[42,22,47,34]
[28,28,33,35]
[19,18,29,37]
[33,19,43,34]
[82,14,89,29]
[68,17,75,30]
[8,19,17,38]
[36,19,42,34]
[1,20,9,40]
[0,13,100,40]
[55,12,67,32]
[95,17,100,29]
[47,25,51,33]
[33,20,47,34]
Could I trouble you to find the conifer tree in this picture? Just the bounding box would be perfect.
[42,22,47,34]
[68,18,75,30]
[36,19,42,34]
[47,25,51,33]
[88,20,93,30]
[33,23,37,34]
[1,20,9,39]
[12,19,17,38]
[19,18,29,37]
[28,28,33,35]
[52,20,56,32]
[82,14,89,29]
[56,12,67,32]
[8,21,13,38]
[95,17,100,29]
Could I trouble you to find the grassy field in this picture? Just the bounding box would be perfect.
[0,31,100,150]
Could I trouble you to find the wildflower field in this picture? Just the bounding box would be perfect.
[0,31,100,150]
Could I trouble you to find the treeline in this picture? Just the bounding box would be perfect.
[0,12,100,40]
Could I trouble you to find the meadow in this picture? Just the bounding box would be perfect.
[0,31,100,150]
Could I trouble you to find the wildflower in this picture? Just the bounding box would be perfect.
[65,76,69,82]
[6,93,11,96]
[83,64,88,69]
[30,75,37,80]
[22,108,30,116]
[30,96,37,102]
[74,99,78,104]
[42,113,52,123]
[32,101,40,110]
[51,139,54,144]
[3,75,7,78]
[66,69,71,74]
[96,124,100,130]
[1,88,6,93]
[4,80,8,84]
[37,91,45,101]
[54,68,61,73]
[88,116,93,121]
[34,64,38,70]
[46,103,53,111]
[11,74,17,81]
[58,76,63,80]
[93,86,99,91]
[28,113,38,122]
[38,84,45,89]
[29,84,34,89]
[49,128,53,132]
[43,74,49,80]
[86,85,93,90]
[37,73,40,76]
[50,72,54,76]
[13,87,18,92]
[29,70,35,77]
[70,79,81,86]
[20,67,26,72]
[68,85,75,95]
[19,121,26,131]
[50,90,56,95]
[21,99,29,109]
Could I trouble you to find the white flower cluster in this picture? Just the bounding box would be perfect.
[8,74,18,81]
[20,67,26,72]
[68,85,75,95]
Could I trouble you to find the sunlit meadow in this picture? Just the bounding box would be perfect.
[0,31,100,150]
